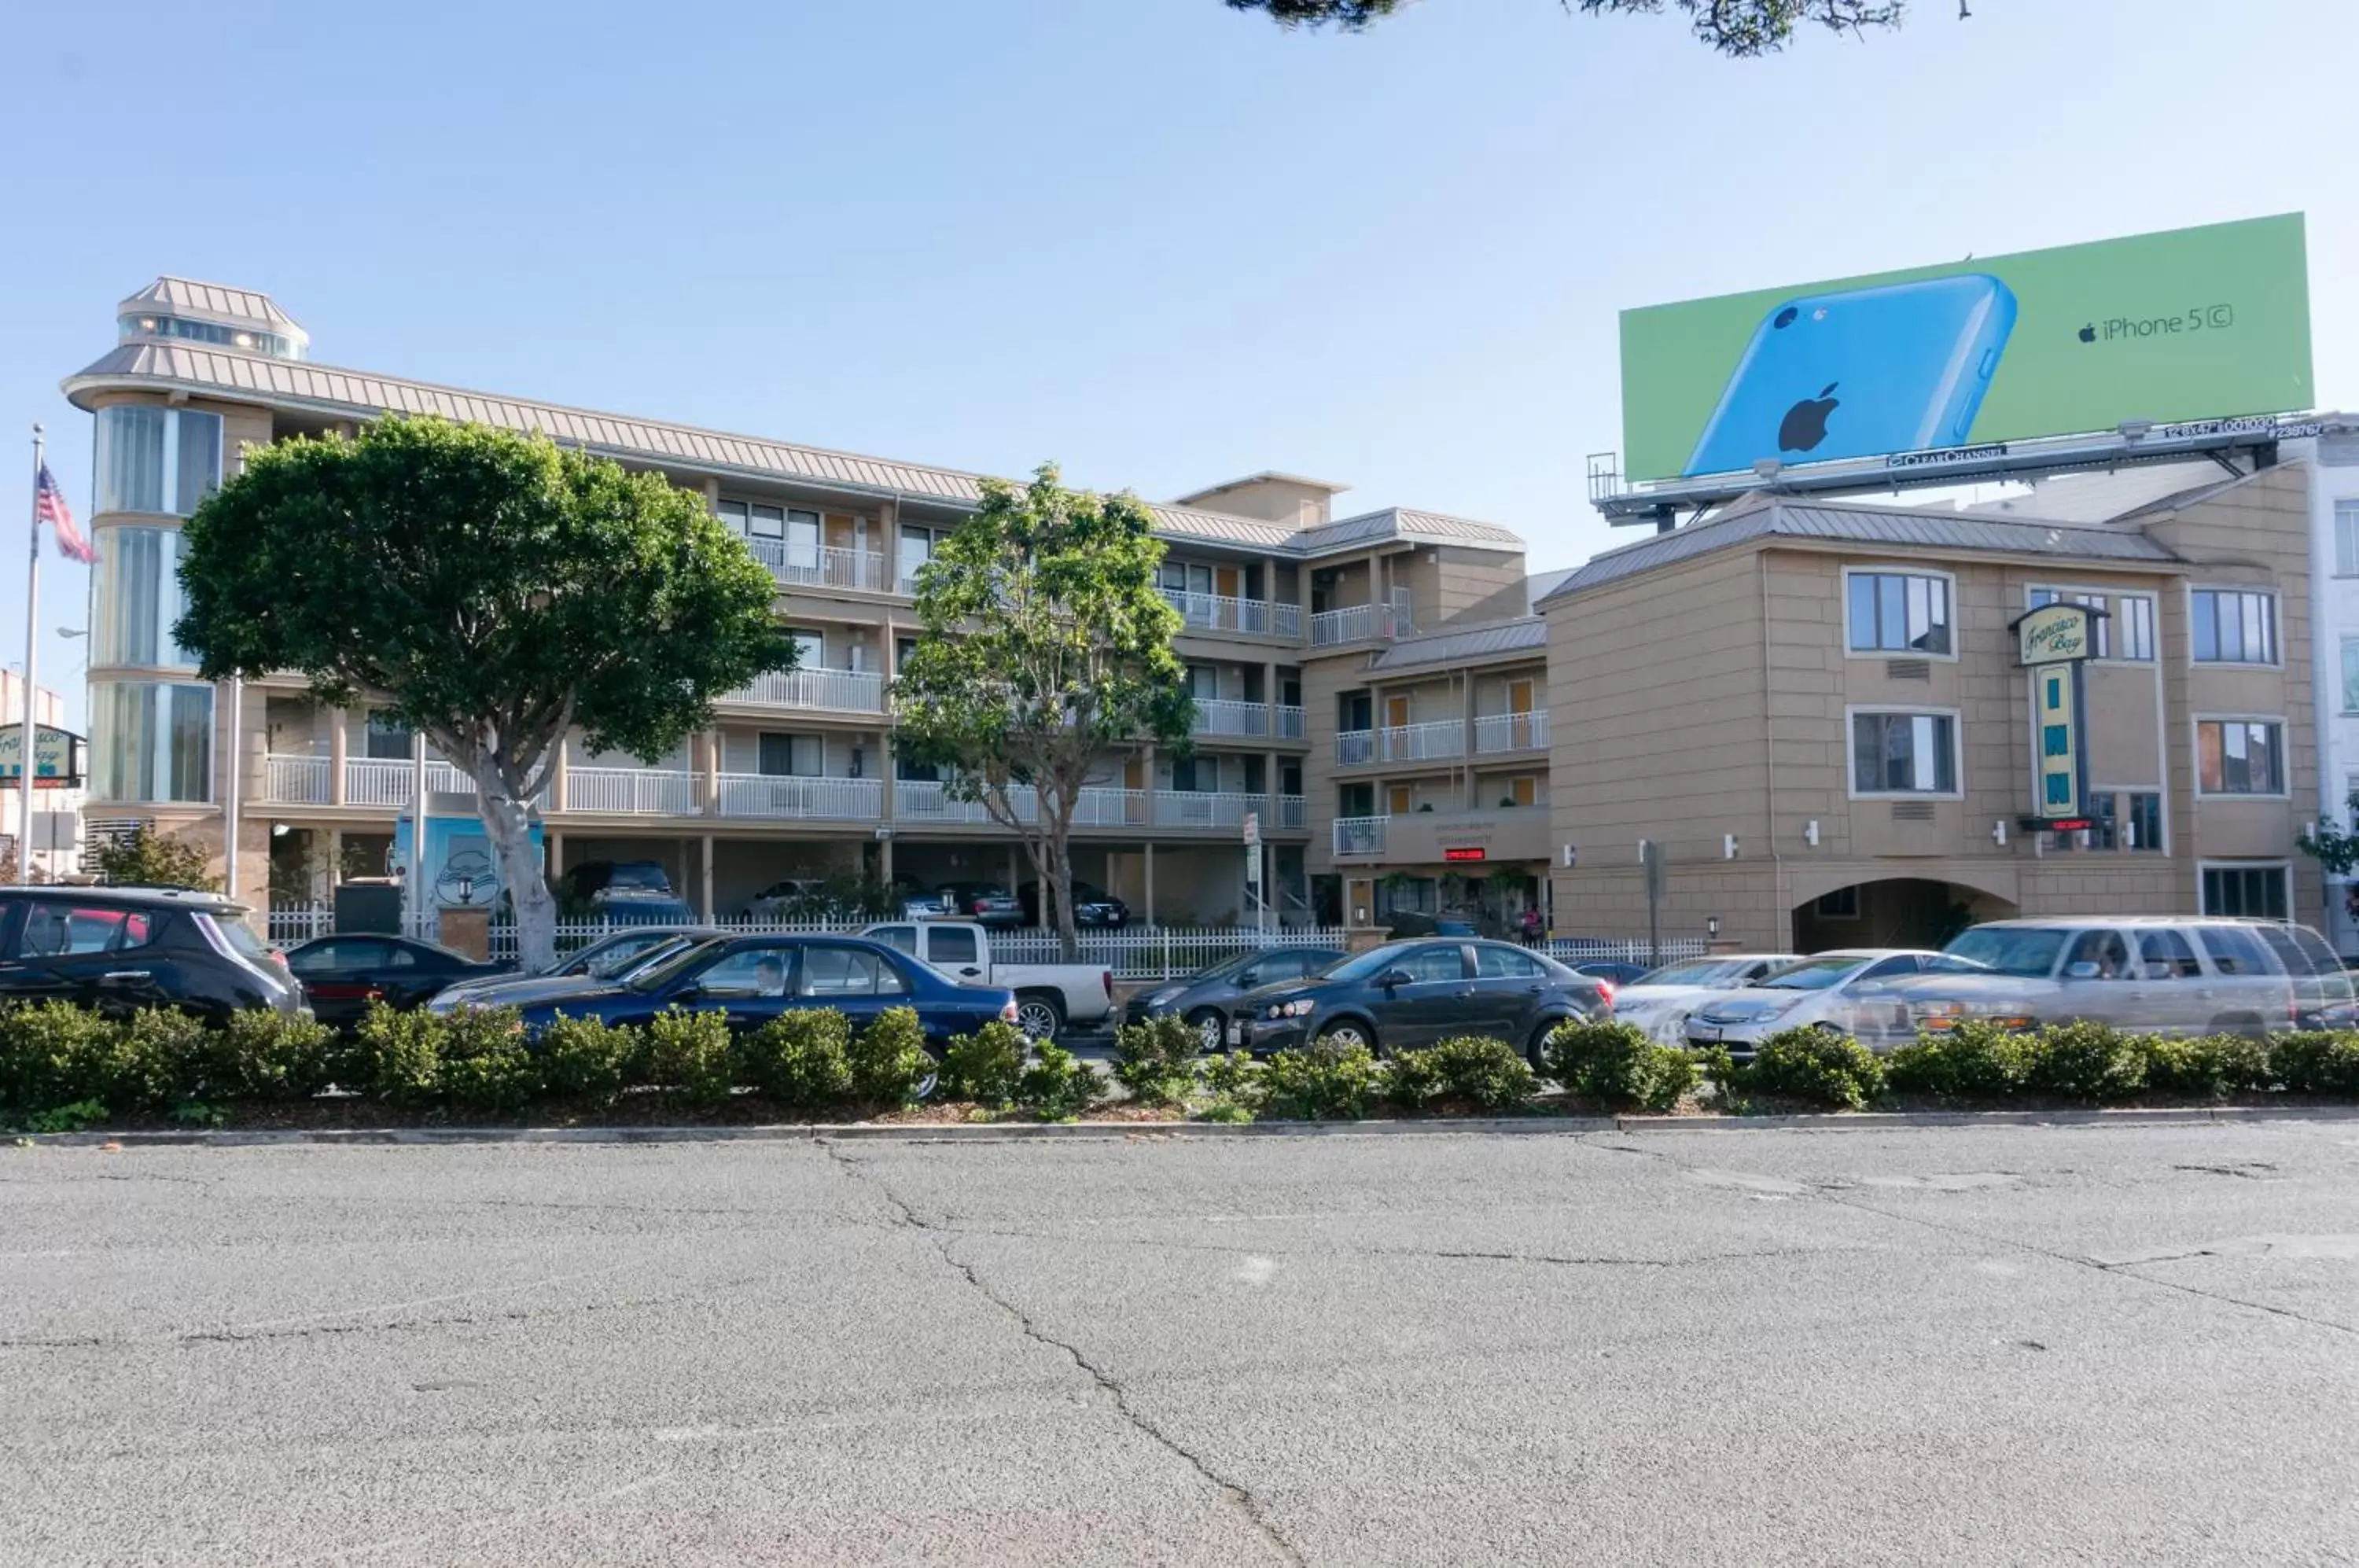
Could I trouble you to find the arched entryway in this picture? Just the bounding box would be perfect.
[1791,877,2019,953]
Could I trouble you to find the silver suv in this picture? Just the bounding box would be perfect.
[1878,917,2353,1042]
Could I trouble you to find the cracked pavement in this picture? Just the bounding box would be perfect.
[5,1120,2359,1564]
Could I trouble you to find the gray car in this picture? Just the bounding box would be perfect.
[429,926,721,1014]
[1121,945,1345,1050]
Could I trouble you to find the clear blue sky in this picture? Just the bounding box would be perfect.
[9,0,2357,729]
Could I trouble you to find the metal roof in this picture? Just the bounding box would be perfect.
[1544,495,2181,603]
[1370,616,1547,671]
[117,277,308,344]
[64,342,1514,559]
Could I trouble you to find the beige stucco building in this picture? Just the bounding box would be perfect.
[1540,469,2324,950]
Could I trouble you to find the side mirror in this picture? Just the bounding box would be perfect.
[1378,967,1415,988]
[2064,961,2100,981]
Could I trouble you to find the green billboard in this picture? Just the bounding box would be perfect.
[1619,214,2313,481]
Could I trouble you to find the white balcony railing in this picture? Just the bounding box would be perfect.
[1308,602,1409,646]
[1276,705,1306,739]
[1272,602,1302,639]
[264,754,329,804]
[741,536,896,594]
[1333,815,1389,857]
[345,758,417,808]
[716,773,881,820]
[1161,590,1301,639]
[1073,786,1149,827]
[1153,790,1257,830]
[1279,793,1306,829]
[1336,730,1375,766]
[1191,699,1271,738]
[1474,710,1550,754]
[1381,720,1465,763]
[565,767,697,815]
[727,667,888,712]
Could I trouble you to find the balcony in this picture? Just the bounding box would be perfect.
[727,667,888,713]
[1278,793,1305,830]
[262,756,481,807]
[1191,699,1271,739]
[1276,705,1306,739]
[1333,815,1388,857]
[742,537,898,595]
[1474,710,1550,754]
[1161,590,1303,639]
[1152,790,1257,830]
[565,767,697,815]
[716,773,880,820]
[1335,720,1464,767]
[1308,602,1409,647]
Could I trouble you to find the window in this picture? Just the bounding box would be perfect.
[797,945,903,998]
[2196,720,2284,795]
[758,733,823,777]
[2338,501,2359,578]
[2028,587,2154,661]
[365,710,414,761]
[786,628,825,669]
[2124,792,2163,852]
[1170,756,1216,793]
[1849,711,1957,795]
[2201,865,2289,921]
[897,525,934,590]
[2195,924,2273,975]
[697,947,793,998]
[2191,589,2279,664]
[119,313,302,359]
[90,681,212,803]
[19,905,156,958]
[927,926,980,966]
[2136,928,2203,979]
[90,527,194,668]
[1813,886,1860,919]
[1186,665,1218,701]
[93,406,222,517]
[867,926,916,955]
[1846,571,1952,655]
[1399,944,1467,983]
[1857,955,1927,982]
[1476,945,1546,979]
[2063,929,2132,980]
[2342,639,2359,714]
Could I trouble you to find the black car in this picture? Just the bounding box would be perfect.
[428,926,719,1014]
[283,934,514,1027]
[930,882,1025,927]
[0,885,302,1023]
[1123,945,1345,1048]
[557,860,676,913]
[1233,938,1610,1066]
[1019,879,1131,929]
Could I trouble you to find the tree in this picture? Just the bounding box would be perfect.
[176,416,793,971]
[892,466,1194,960]
[1226,0,1914,55]
[2298,791,2359,920]
[90,824,218,890]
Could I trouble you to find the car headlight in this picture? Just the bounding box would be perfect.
[1263,998,1315,1019]
[1147,987,1183,1007]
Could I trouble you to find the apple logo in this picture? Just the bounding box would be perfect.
[2078,323,2096,344]
[1778,383,1840,453]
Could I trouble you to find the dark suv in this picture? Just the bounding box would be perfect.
[0,886,304,1022]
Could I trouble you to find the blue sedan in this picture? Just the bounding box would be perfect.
[509,933,1018,1046]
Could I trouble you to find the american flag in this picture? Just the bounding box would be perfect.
[34,463,94,565]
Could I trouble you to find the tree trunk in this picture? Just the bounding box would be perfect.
[480,791,557,973]
[1051,833,1079,964]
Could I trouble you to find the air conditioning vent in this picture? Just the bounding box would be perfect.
[1890,801,1936,823]
[1887,659,1932,681]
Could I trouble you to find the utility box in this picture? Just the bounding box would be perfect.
[333,879,402,934]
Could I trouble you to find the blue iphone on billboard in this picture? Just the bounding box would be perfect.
[1683,274,2019,477]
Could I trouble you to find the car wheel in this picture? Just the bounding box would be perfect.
[1526,1019,1560,1073]
[1014,993,1065,1042]
[1812,1021,1846,1039]
[1186,1008,1224,1054]
[1315,1019,1375,1054]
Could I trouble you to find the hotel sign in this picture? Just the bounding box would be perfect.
[0,726,83,788]
[2010,602,2103,826]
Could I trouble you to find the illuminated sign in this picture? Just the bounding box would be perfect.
[2015,601,2103,666]
[1443,846,1488,863]
[0,726,83,788]
[2011,602,2098,826]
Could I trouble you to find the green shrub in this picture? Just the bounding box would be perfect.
[435,1007,539,1113]
[537,1014,639,1103]
[348,1003,443,1104]
[1112,1014,1201,1105]
[98,1009,209,1115]
[1259,1040,1381,1121]
[2022,1021,2145,1104]
[2140,1032,2273,1102]
[738,1010,852,1110]
[203,1009,338,1102]
[1543,1020,1698,1112]
[940,1020,1029,1106]
[1017,1041,1097,1119]
[1194,1099,1254,1124]
[1743,1028,1886,1110]
[2270,1031,2359,1096]
[1388,1035,1537,1112]
[1201,1050,1258,1100]
[848,1007,931,1106]
[646,1007,734,1110]
[0,1001,123,1116]
[27,1099,108,1134]
[1885,1021,2031,1101]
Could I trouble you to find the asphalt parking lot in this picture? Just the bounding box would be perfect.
[5,1117,2358,1565]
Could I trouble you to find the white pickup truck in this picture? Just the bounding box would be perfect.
[859,919,1113,1040]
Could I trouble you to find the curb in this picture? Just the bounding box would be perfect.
[13,1105,2358,1149]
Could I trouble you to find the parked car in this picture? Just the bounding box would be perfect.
[859,918,1114,1040]
[428,926,719,1014]
[1123,945,1347,1049]
[1609,953,1799,1043]
[740,879,823,920]
[557,860,679,916]
[282,934,515,1028]
[926,882,1025,927]
[1683,949,1951,1057]
[1018,879,1131,929]
[1879,917,2357,1041]
[1231,938,1611,1066]
[505,933,1018,1047]
[0,885,303,1023]
[1384,913,1480,939]
[1567,959,1651,990]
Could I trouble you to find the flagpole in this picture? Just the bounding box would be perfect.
[21,425,42,885]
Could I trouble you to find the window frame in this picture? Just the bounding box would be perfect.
[1842,565,1958,661]
[2196,861,2292,922]
[2336,499,2359,580]
[2187,586,2282,668]
[2193,715,2289,799]
[1845,705,1963,801]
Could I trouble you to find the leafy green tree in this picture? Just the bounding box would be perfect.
[1227,0,1912,54]
[90,824,219,891]
[175,416,792,970]
[2298,789,2359,921]
[892,465,1193,959]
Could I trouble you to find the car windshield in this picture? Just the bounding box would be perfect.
[583,935,691,979]
[626,938,731,992]
[1319,945,1426,984]
[199,912,273,961]
[1941,928,2067,979]
[1636,958,1756,987]
[1757,956,1864,992]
